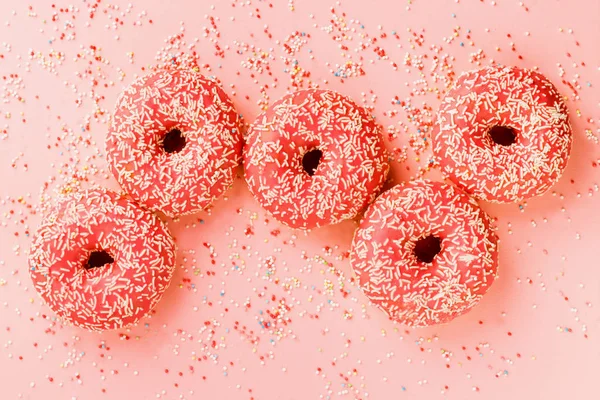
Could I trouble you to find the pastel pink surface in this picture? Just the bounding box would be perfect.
[0,1,598,400]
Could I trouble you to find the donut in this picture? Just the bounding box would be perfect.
[432,65,572,203]
[350,180,498,327]
[28,187,176,331]
[244,89,389,229]
[106,68,243,217]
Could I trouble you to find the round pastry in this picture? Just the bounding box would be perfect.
[28,187,176,331]
[350,180,498,327]
[431,65,572,203]
[106,68,243,217]
[244,89,389,229]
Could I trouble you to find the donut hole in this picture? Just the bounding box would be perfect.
[413,235,442,264]
[85,250,115,270]
[302,148,323,176]
[488,125,517,146]
[162,128,186,153]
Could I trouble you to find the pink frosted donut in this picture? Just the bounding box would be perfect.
[350,180,498,327]
[432,65,572,203]
[244,89,389,229]
[106,68,243,217]
[28,188,176,331]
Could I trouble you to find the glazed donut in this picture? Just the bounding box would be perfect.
[244,89,389,229]
[28,187,176,331]
[432,65,572,203]
[350,180,498,327]
[106,68,243,217]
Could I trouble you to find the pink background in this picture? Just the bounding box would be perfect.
[0,0,598,399]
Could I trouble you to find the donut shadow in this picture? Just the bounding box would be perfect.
[549,112,599,201]
[151,174,253,319]
[303,217,357,267]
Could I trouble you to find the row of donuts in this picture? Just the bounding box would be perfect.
[107,65,572,226]
[28,65,573,330]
